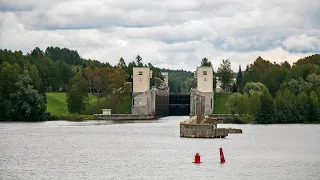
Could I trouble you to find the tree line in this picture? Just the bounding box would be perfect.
[0,47,163,121]
[225,54,320,124]
[1,45,319,123]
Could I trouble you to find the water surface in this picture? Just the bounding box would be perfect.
[1,116,320,179]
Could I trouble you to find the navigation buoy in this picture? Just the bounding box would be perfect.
[193,152,202,163]
[220,147,225,163]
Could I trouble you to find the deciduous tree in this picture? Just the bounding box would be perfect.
[10,72,46,121]
[217,59,233,91]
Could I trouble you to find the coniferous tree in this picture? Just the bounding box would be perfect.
[117,57,127,70]
[136,55,143,67]
[236,65,243,91]
[200,58,212,66]
[255,88,275,124]
[231,83,237,93]
[66,72,88,114]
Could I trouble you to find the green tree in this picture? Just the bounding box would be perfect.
[309,91,320,122]
[30,47,44,58]
[236,65,243,91]
[240,57,288,96]
[148,63,163,88]
[56,61,75,91]
[107,67,131,113]
[243,82,267,94]
[255,88,275,124]
[24,63,45,94]
[66,72,89,113]
[45,46,82,65]
[127,61,137,83]
[136,55,143,67]
[286,64,320,81]
[248,90,261,118]
[9,72,46,121]
[213,71,217,89]
[294,54,320,66]
[217,59,233,91]
[231,83,237,93]
[200,58,212,66]
[281,61,291,69]
[225,93,249,116]
[0,62,23,120]
[296,91,309,123]
[117,57,127,70]
[274,89,298,123]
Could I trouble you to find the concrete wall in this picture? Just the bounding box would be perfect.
[180,124,216,138]
[190,92,205,116]
[196,66,213,92]
[190,89,213,115]
[131,90,156,115]
[132,67,152,92]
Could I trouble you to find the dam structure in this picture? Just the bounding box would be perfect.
[131,67,169,118]
[95,65,218,120]
[190,66,214,116]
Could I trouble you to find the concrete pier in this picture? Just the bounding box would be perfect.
[227,128,243,133]
[94,114,155,120]
[179,116,228,138]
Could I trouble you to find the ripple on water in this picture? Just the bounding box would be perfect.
[1,118,320,180]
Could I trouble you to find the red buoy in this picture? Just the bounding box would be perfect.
[193,152,202,163]
[220,147,225,163]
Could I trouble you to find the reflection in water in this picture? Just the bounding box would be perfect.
[59,119,161,127]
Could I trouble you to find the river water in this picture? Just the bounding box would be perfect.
[1,116,320,180]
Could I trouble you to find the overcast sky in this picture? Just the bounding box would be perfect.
[0,0,319,71]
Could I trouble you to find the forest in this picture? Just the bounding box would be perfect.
[225,54,320,124]
[0,46,319,123]
[0,47,164,121]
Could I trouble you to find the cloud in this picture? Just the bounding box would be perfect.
[283,34,320,52]
[0,0,319,72]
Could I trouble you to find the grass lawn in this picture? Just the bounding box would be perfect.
[213,92,231,114]
[83,94,132,115]
[46,92,131,120]
[46,93,69,117]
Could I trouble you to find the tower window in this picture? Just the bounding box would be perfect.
[203,71,207,75]
[138,71,143,75]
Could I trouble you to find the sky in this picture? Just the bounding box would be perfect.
[0,0,319,72]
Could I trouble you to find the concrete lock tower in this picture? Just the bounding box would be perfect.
[161,72,169,88]
[131,67,155,115]
[132,67,152,92]
[190,66,214,115]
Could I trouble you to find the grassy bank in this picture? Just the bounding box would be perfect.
[46,93,131,120]
[213,92,231,114]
